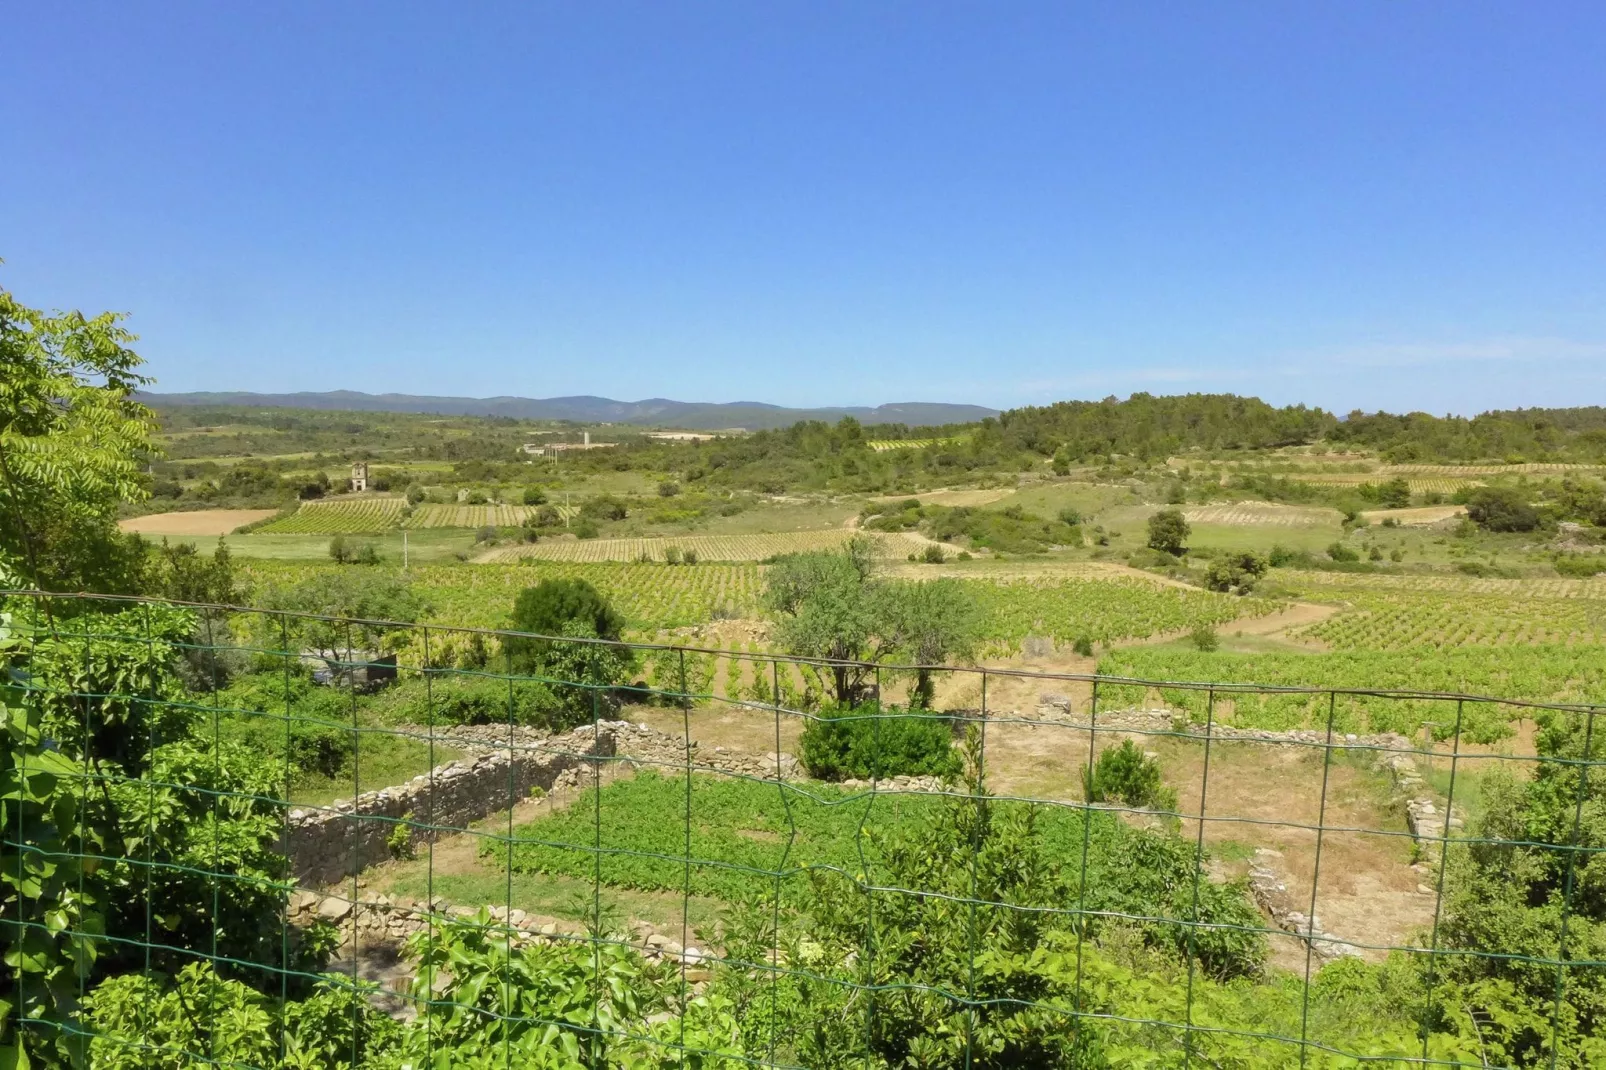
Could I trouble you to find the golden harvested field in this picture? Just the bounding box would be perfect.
[1181,502,1338,527]
[403,503,540,528]
[119,509,279,536]
[479,529,930,563]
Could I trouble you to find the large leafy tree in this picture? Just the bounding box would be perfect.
[0,277,157,592]
[505,578,634,725]
[880,577,981,708]
[763,536,894,705]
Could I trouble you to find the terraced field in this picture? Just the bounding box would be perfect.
[1182,502,1338,527]
[480,529,931,563]
[1285,474,1482,495]
[254,496,406,534]
[866,436,966,452]
[1384,462,1606,476]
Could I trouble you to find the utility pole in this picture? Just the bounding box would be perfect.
[403,530,409,571]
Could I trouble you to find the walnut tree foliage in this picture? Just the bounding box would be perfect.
[0,278,157,593]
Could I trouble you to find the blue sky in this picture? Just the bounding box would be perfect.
[4,2,1603,415]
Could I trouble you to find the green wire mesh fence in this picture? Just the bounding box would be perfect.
[3,590,1603,1068]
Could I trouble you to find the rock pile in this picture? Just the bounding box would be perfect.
[1374,747,1467,844]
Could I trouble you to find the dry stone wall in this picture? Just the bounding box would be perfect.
[286,723,619,886]
[1246,848,1362,961]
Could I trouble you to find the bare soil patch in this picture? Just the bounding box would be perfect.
[119,508,279,535]
[1161,739,1432,962]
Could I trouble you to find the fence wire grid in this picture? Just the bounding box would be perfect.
[2,590,1603,1069]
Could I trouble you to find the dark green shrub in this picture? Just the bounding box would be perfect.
[1465,486,1539,532]
[1084,739,1177,811]
[921,543,946,563]
[1326,541,1360,563]
[1189,623,1219,651]
[579,495,629,521]
[1267,543,1306,567]
[1203,551,1268,593]
[1146,509,1190,555]
[800,703,961,781]
[521,486,547,505]
[1072,635,1094,657]
[374,675,562,728]
[1555,554,1605,577]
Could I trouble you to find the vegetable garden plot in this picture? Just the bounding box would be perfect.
[255,496,406,534]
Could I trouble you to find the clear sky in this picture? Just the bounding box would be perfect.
[4,2,1603,415]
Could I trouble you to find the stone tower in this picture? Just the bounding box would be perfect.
[351,461,369,493]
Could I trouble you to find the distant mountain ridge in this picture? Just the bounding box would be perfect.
[136,390,997,431]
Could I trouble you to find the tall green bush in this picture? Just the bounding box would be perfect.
[799,703,960,781]
[1083,739,1178,811]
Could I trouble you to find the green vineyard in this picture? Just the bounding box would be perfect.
[403,503,542,528]
[1298,589,1606,650]
[482,529,929,563]
[255,496,407,534]
[969,576,1278,649]
[1096,644,1606,742]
